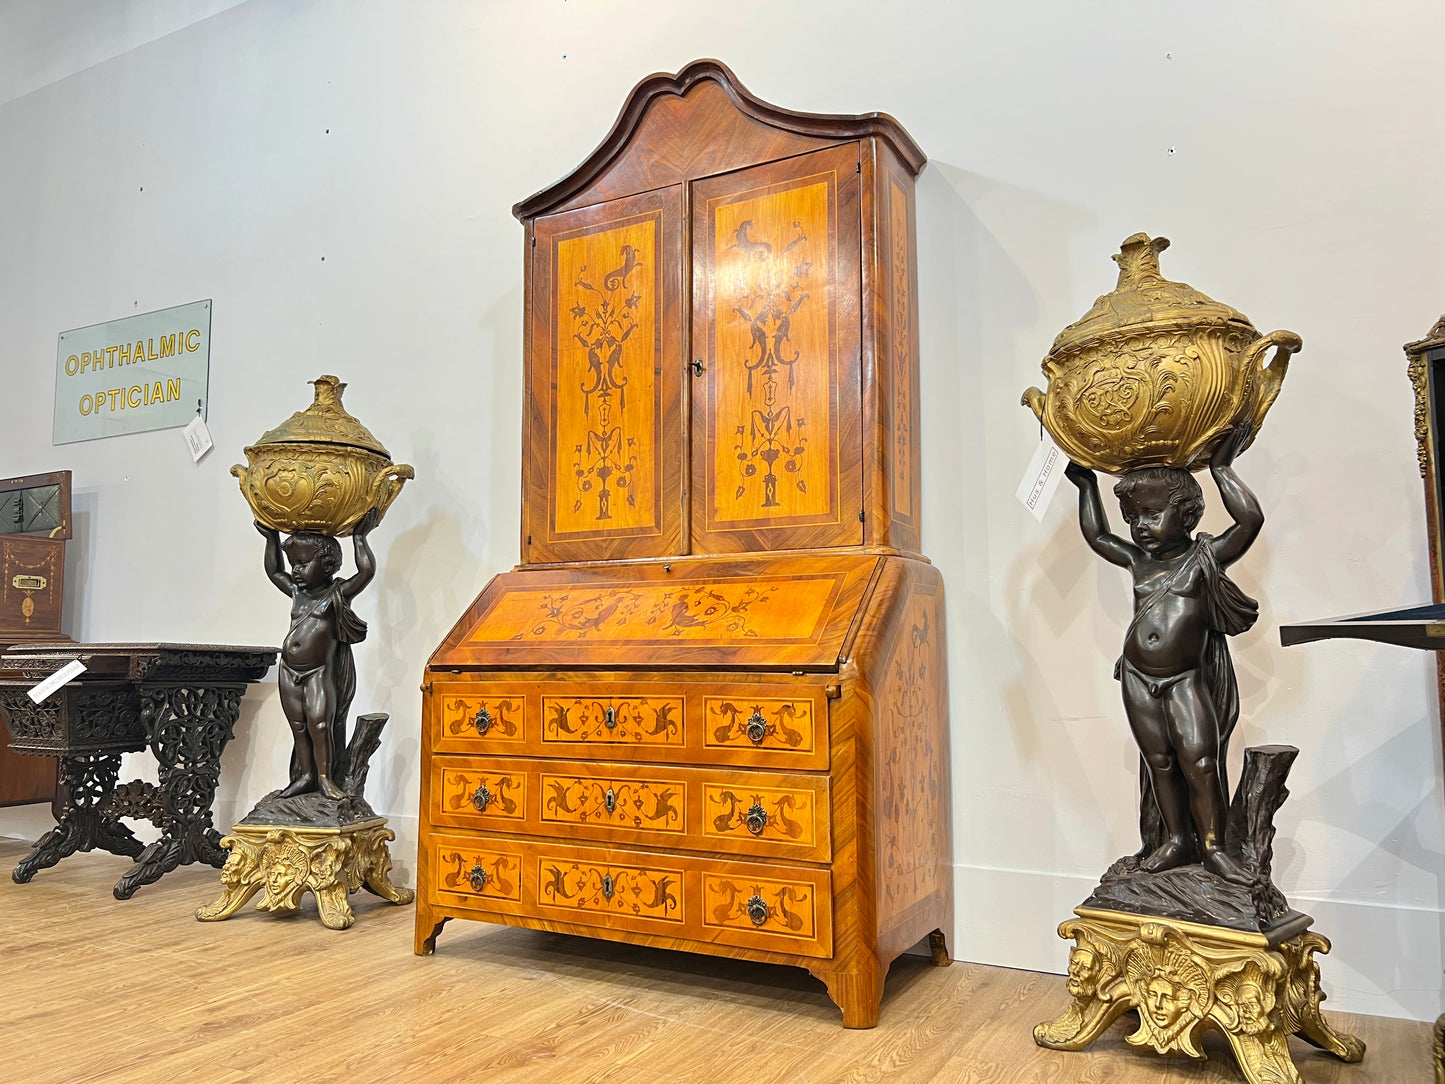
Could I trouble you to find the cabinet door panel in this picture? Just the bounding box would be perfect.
[524,188,683,562]
[691,143,862,553]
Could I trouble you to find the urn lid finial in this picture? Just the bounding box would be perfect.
[1048,233,1255,358]
[251,373,391,458]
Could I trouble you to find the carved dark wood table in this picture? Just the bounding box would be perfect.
[0,642,276,898]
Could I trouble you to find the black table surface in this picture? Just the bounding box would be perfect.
[1279,603,1445,652]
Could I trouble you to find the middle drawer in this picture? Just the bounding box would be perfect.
[430,755,830,862]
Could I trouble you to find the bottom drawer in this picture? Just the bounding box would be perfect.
[426,831,832,958]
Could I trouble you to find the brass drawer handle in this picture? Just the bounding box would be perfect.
[746,894,768,926]
[604,787,617,814]
[745,802,768,836]
[472,784,492,813]
[469,864,488,892]
[746,710,767,745]
[472,705,492,735]
[604,705,617,729]
[602,873,615,900]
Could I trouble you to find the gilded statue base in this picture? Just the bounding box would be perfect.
[1035,907,1364,1084]
[195,817,413,930]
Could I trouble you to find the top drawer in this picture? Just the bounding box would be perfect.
[429,678,829,770]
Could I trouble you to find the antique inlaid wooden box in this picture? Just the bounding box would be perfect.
[417,61,952,1027]
[0,470,71,807]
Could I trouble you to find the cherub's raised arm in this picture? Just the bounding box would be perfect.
[255,522,293,595]
[1206,426,1264,567]
[1064,461,1137,568]
[341,507,380,599]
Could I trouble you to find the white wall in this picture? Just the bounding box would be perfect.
[2,0,1442,1023]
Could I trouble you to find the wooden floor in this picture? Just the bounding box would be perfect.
[0,839,1430,1083]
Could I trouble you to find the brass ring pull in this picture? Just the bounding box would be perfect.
[469,864,488,892]
[746,711,767,745]
[746,894,768,926]
[472,784,492,813]
[745,802,768,836]
[605,787,617,814]
[604,705,617,729]
[473,706,492,735]
[602,873,615,900]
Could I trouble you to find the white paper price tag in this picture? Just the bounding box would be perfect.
[183,415,214,462]
[1016,436,1065,522]
[28,659,87,704]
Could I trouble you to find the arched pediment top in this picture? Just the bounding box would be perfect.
[512,58,926,221]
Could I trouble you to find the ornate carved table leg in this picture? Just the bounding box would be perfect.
[13,753,140,883]
[114,684,243,899]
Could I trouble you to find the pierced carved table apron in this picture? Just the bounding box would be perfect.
[0,642,276,898]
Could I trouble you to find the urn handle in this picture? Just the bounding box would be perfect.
[472,784,492,813]
[469,864,488,893]
[746,710,768,745]
[1240,329,1304,440]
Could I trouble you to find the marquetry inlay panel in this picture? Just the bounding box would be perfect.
[539,772,686,833]
[540,695,685,746]
[703,696,818,756]
[433,843,522,903]
[551,214,661,536]
[702,783,819,848]
[878,583,945,919]
[538,856,684,922]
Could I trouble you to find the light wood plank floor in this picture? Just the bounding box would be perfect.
[0,840,1430,1083]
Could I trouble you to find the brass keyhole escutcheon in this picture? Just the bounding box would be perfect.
[605,788,617,814]
[746,710,767,745]
[472,784,492,813]
[746,894,769,927]
[604,705,617,729]
[473,705,492,735]
[745,802,768,836]
[602,873,615,900]
[690,358,705,376]
[469,864,488,892]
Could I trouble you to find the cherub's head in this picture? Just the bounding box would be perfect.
[1114,467,1203,555]
[282,532,341,589]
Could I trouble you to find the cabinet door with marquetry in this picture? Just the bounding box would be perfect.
[524,187,685,563]
[690,143,863,554]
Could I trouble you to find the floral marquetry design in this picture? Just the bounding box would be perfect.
[704,875,815,938]
[437,847,520,901]
[538,859,682,920]
[704,786,813,846]
[879,589,944,916]
[708,175,836,525]
[888,178,913,520]
[471,576,843,646]
[705,698,815,753]
[541,696,684,745]
[541,775,684,832]
[440,767,524,819]
[553,218,661,534]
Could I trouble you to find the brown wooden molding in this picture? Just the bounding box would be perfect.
[512,58,926,222]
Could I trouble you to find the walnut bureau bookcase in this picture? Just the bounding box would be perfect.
[417,60,952,1027]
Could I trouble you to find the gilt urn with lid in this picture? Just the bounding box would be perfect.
[1021,234,1302,474]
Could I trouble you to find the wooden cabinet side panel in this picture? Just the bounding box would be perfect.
[849,558,952,961]
[862,143,923,555]
[522,188,684,564]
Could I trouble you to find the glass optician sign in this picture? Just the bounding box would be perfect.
[52,299,211,445]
